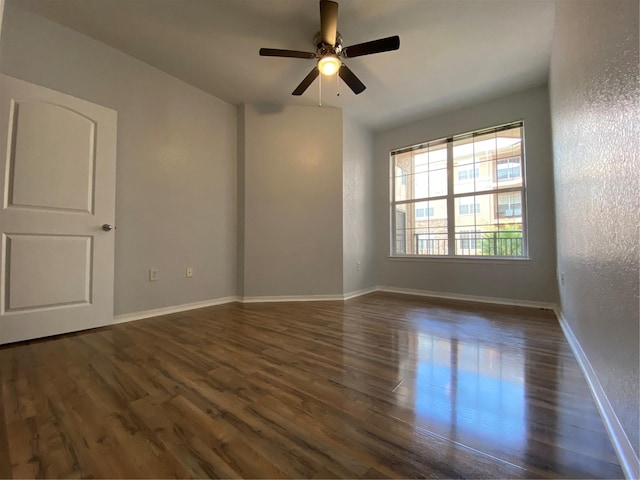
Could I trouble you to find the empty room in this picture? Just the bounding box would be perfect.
[0,0,638,478]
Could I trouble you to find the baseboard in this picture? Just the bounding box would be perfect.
[343,286,378,300]
[555,306,639,480]
[112,287,377,324]
[113,296,239,324]
[241,286,378,303]
[241,293,345,303]
[376,285,556,310]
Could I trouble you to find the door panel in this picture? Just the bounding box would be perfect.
[8,101,96,212]
[5,234,91,310]
[0,75,117,344]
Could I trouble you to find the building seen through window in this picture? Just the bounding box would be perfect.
[391,122,526,257]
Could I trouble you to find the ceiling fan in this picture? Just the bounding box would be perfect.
[259,0,400,96]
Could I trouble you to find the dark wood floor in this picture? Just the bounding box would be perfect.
[0,292,624,478]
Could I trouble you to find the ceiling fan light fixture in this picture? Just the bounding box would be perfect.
[318,55,341,76]
[260,0,400,96]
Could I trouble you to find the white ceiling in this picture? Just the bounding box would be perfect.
[11,0,556,131]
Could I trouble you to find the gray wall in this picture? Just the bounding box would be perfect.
[236,105,246,299]
[374,87,557,303]
[343,114,376,295]
[239,104,343,298]
[549,0,639,458]
[0,3,237,315]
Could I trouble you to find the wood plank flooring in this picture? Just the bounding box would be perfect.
[0,292,624,478]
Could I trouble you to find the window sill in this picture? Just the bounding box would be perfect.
[388,255,531,265]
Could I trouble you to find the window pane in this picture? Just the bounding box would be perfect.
[496,157,523,189]
[394,206,407,254]
[394,159,409,201]
[393,145,448,202]
[455,195,480,235]
[474,224,524,256]
[473,161,490,192]
[423,146,447,197]
[497,191,523,220]
[413,170,429,199]
[415,227,448,255]
[428,168,448,197]
[454,164,475,194]
[472,132,498,164]
[495,126,523,188]
[455,192,524,257]
[453,137,475,168]
[398,199,448,255]
[454,126,524,194]
[394,169,408,202]
[426,146,448,171]
[496,126,522,160]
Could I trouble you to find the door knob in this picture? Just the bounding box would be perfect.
[102,224,113,232]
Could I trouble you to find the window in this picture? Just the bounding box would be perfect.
[416,233,447,255]
[391,121,526,258]
[497,192,522,218]
[400,168,408,185]
[394,210,406,254]
[459,231,477,252]
[457,167,480,181]
[416,206,434,218]
[497,158,521,181]
[458,199,480,215]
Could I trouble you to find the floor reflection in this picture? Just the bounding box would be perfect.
[406,334,526,452]
[366,300,624,478]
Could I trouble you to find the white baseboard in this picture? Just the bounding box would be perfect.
[241,293,345,303]
[114,286,548,322]
[111,288,379,325]
[343,286,378,300]
[376,285,556,310]
[113,296,238,324]
[555,307,639,480]
[241,286,378,303]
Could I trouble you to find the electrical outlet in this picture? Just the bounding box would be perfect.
[149,269,159,281]
[559,272,565,286]
[356,261,361,271]
[186,266,193,278]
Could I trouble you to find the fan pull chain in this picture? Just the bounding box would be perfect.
[337,69,340,97]
[318,72,322,107]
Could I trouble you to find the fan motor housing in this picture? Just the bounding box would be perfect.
[313,31,343,55]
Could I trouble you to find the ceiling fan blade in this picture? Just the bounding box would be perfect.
[343,35,400,58]
[339,64,366,95]
[259,48,316,59]
[320,0,339,45]
[292,67,320,96]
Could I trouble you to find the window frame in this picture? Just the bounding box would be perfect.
[390,121,529,260]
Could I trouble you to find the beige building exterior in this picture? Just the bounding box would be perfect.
[393,125,524,257]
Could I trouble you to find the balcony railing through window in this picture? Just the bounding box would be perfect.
[414,231,523,257]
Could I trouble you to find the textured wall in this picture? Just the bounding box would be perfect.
[549,0,639,459]
[0,3,238,315]
[374,87,557,303]
[240,104,343,297]
[343,114,376,295]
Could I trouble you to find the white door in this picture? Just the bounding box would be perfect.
[0,75,117,344]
